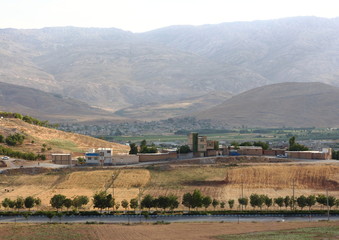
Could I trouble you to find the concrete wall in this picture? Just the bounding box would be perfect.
[51,154,72,165]
[178,152,194,159]
[263,149,286,156]
[237,147,263,156]
[286,149,332,160]
[138,152,177,162]
[112,155,139,165]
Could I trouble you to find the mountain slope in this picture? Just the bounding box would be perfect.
[194,82,339,127]
[1,17,339,120]
[0,27,264,111]
[142,17,339,87]
[114,91,232,120]
[0,82,118,122]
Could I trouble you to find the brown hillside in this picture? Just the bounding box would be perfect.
[0,82,121,122]
[194,82,339,127]
[0,118,129,154]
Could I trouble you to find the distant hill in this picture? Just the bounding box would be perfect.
[194,82,339,127]
[2,16,339,119]
[0,118,129,155]
[114,91,232,120]
[0,82,118,122]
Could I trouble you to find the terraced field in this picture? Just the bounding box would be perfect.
[0,163,338,210]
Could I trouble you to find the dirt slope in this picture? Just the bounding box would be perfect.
[0,118,129,154]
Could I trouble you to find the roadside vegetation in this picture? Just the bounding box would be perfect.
[1,190,338,216]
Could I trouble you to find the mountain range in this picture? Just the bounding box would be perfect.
[1,16,339,126]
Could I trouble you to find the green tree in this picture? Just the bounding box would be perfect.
[284,196,291,209]
[121,199,129,211]
[129,143,138,154]
[24,196,35,211]
[168,194,179,212]
[130,198,139,212]
[182,192,192,211]
[0,134,4,143]
[157,196,170,211]
[316,194,327,208]
[274,197,284,209]
[228,199,234,210]
[141,194,154,211]
[15,197,24,210]
[177,145,191,154]
[240,142,253,146]
[250,194,260,210]
[34,198,41,210]
[253,141,269,150]
[212,199,219,210]
[220,201,226,209]
[2,198,13,209]
[63,198,73,211]
[238,197,248,210]
[288,136,309,151]
[263,195,273,210]
[93,192,106,211]
[50,194,66,212]
[297,195,307,210]
[115,203,120,211]
[72,195,89,211]
[191,190,203,210]
[5,133,25,146]
[202,196,212,211]
[306,195,316,211]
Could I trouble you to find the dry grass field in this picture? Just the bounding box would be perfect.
[0,222,338,240]
[0,118,129,154]
[0,163,338,210]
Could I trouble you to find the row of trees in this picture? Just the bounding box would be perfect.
[0,111,56,127]
[0,145,45,160]
[1,196,41,211]
[231,141,269,150]
[2,192,338,212]
[129,140,157,154]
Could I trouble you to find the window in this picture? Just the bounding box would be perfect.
[107,150,111,154]
[88,157,92,160]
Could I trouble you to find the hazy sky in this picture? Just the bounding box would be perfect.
[1,0,338,32]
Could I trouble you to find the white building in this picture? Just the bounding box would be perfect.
[85,148,113,165]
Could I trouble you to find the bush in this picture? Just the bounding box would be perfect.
[5,133,25,146]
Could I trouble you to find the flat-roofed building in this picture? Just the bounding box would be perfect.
[285,148,332,160]
[51,153,72,165]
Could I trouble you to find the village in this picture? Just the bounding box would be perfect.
[50,132,333,167]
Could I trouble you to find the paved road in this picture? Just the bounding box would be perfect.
[0,214,338,223]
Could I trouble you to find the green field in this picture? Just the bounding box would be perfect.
[216,226,339,240]
[104,127,339,147]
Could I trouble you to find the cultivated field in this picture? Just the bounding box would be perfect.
[0,162,338,210]
[0,222,338,240]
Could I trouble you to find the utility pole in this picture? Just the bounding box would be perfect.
[292,179,295,211]
[326,189,330,221]
[241,179,244,211]
[112,174,115,211]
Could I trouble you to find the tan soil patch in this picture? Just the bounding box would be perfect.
[1,222,337,240]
